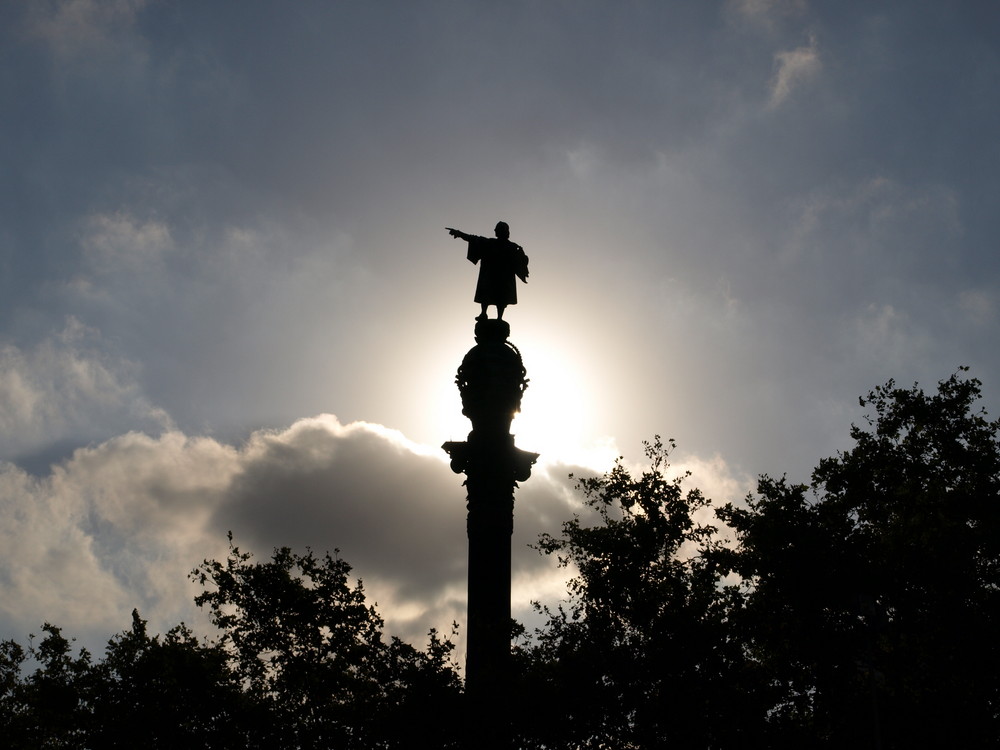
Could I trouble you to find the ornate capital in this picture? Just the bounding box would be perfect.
[455,320,529,437]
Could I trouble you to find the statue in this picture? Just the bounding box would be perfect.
[447,222,529,320]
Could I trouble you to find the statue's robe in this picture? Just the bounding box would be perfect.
[467,236,529,306]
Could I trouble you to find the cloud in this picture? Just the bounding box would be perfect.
[1,397,750,659]
[768,35,821,107]
[0,461,134,629]
[80,211,173,276]
[0,414,594,656]
[215,418,591,642]
[0,317,171,463]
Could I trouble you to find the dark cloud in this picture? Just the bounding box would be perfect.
[220,421,470,603]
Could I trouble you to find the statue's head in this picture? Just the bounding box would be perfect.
[494,221,510,239]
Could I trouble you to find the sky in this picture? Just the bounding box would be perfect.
[2,0,999,657]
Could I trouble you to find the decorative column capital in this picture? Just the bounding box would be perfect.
[442,435,539,482]
[455,320,529,438]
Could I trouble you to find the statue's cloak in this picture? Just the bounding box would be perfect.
[467,237,529,306]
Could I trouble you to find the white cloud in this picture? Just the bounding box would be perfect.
[0,414,587,657]
[0,462,133,629]
[768,35,821,107]
[0,318,171,461]
[0,403,750,661]
[81,212,173,275]
[674,452,754,509]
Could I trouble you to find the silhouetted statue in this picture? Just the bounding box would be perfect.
[447,222,529,321]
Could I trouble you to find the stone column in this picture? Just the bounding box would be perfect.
[442,319,537,748]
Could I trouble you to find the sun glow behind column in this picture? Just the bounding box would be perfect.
[421,324,618,472]
[511,332,618,470]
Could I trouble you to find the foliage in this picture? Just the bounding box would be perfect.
[1,615,244,748]
[1,624,97,748]
[89,612,250,748]
[0,539,461,749]
[515,370,999,748]
[716,368,1000,747]
[513,437,772,748]
[191,535,462,748]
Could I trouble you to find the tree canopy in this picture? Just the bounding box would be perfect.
[1,541,461,749]
[512,369,999,748]
[2,370,998,748]
[716,369,1000,747]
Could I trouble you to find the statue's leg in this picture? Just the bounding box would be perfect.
[496,304,506,320]
[477,304,488,321]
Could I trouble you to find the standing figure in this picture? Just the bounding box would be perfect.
[448,222,529,320]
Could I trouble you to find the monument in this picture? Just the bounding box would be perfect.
[447,221,529,321]
[443,223,537,748]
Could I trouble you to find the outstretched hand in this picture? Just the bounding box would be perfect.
[446,227,467,240]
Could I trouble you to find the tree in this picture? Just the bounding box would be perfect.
[717,369,1000,747]
[513,437,772,749]
[0,624,97,748]
[0,538,462,749]
[516,370,1000,748]
[191,534,463,749]
[0,614,249,749]
[88,611,250,749]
